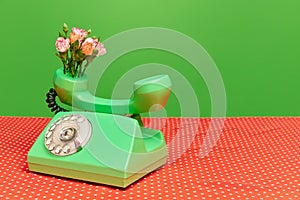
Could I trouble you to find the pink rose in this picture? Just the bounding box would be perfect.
[91,38,99,48]
[70,27,87,44]
[84,37,95,45]
[95,42,106,56]
[55,37,70,52]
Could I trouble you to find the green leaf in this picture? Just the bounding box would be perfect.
[63,23,69,33]
[59,31,65,38]
[73,40,79,49]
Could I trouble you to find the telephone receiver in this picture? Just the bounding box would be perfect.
[53,68,171,122]
[28,68,172,188]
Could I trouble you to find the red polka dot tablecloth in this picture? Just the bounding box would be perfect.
[0,116,299,199]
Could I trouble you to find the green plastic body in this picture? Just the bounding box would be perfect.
[28,111,167,188]
[28,68,171,187]
[53,68,171,114]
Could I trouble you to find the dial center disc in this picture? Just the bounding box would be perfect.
[59,127,77,141]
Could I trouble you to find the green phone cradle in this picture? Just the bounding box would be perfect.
[28,68,171,188]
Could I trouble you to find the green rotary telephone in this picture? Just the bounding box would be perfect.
[28,67,172,188]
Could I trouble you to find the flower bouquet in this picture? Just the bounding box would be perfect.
[55,23,106,78]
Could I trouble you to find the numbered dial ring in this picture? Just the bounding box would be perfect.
[44,114,92,156]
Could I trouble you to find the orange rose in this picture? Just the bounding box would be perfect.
[69,32,80,44]
[81,42,93,55]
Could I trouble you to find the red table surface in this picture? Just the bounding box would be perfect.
[0,116,299,199]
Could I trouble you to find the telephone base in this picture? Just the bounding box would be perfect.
[28,111,168,188]
[28,156,166,188]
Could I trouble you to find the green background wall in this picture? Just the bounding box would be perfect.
[0,0,299,117]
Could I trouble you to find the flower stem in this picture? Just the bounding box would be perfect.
[77,62,82,77]
[81,61,90,76]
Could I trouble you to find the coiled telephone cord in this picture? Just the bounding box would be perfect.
[46,88,68,114]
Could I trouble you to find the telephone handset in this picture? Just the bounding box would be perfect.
[53,68,171,114]
[28,68,171,188]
